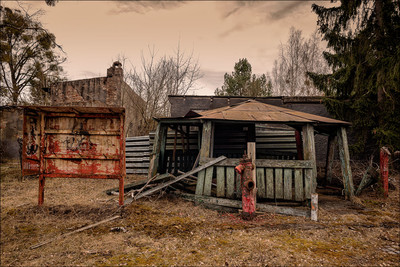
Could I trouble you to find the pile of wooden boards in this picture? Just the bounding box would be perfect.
[106,156,227,205]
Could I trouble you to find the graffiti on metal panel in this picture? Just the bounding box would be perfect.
[26,117,39,155]
[65,135,95,152]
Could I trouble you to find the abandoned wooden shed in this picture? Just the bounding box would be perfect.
[149,100,354,204]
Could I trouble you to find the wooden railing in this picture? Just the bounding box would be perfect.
[196,157,314,202]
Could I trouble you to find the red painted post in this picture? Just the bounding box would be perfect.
[235,154,256,220]
[380,147,391,198]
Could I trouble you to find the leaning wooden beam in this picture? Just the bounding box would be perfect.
[337,127,354,199]
[148,123,167,178]
[179,193,309,218]
[132,156,227,201]
[105,173,171,195]
[30,215,120,249]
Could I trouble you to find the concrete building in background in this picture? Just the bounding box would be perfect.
[50,62,145,137]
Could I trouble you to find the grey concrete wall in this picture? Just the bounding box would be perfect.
[0,106,23,160]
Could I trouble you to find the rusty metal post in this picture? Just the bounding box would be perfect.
[235,154,256,220]
[380,147,391,198]
[38,112,45,205]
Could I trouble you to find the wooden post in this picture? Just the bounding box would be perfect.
[38,112,45,205]
[196,121,214,195]
[311,193,318,221]
[302,124,317,196]
[337,127,354,199]
[149,123,167,178]
[325,134,337,185]
[247,142,256,204]
[118,113,125,206]
[380,147,391,198]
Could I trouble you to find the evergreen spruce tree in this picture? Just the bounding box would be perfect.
[309,0,400,154]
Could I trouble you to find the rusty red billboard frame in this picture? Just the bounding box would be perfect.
[22,106,126,205]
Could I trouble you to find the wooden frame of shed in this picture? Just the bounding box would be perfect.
[149,100,354,205]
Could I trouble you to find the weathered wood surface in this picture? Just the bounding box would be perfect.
[283,168,292,200]
[275,168,283,199]
[247,142,257,204]
[294,168,303,201]
[266,168,274,199]
[216,166,225,197]
[302,124,317,194]
[226,167,235,198]
[179,193,309,218]
[148,123,167,178]
[200,157,313,168]
[337,127,354,198]
[195,170,206,195]
[105,173,171,195]
[256,168,266,198]
[203,167,214,196]
[311,193,318,221]
[135,156,227,200]
[199,121,213,160]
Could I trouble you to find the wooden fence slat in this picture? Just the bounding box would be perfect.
[226,167,235,198]
[266,168,274,199]
[304,168,312,199]
[235,171,241,199]
[203,167,214,196]
[256,168,266,198]
[295,168,304,201]
[200,158,313,169]
[195,169,206,195]
[216,166,225,197]
[275,168,283,199]
[284,168,293,200]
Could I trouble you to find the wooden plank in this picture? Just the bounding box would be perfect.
[203,167,214,196]
[266,168,274,199]
[311,193,318,221]
[105,173,171,195]
[179,193,309,218]
[256,167,266,198]
[235,171,241,199]
[199,121,213,160]
[304,168,312,199]
[200,158,313,169]
[283,168,293,200]
[125,163,150,168]
[275,168,283,199]
[337,127,354,198]
[136,156,227,200]
[294,168,304,201]
[302,124,317,193]
[216,166,225,197]
[247,142,256,204]
[226,167,235,198]
[195,170,205,195]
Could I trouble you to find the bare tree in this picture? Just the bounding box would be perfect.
[272,27,330,96]
[121,45,201,134]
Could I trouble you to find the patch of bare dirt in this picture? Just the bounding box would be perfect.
[1,160,399,266]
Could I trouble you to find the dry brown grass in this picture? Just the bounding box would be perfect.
[1,159,399,266]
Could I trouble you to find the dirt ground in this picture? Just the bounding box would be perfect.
[1,160,399,266]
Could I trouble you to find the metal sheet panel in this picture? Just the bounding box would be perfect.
[22,106,125,205]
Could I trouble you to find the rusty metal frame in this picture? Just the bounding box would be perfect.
[22,106,126,206]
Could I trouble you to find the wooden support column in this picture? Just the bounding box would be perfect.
[337,127,354,199]
[247,142,256,204]
[325,134,337,185]
[302,124,317,197]
[149,123,167,178]
[196,121,214,195]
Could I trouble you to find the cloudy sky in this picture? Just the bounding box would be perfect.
[4,1,334,95]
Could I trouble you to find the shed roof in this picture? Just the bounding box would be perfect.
[185,100,350,126]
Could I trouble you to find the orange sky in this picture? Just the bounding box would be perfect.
[3,1,335,95]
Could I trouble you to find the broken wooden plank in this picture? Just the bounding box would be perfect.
[30,215,120,249]
[256,167,266,198]
[105,173,171,195]
[203,167,214,196]
[226,167,235,198]
[133,156,227,201]
[216,166,225,197]
[179,193,309,218]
